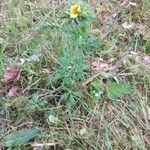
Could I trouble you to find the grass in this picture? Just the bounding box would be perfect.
[0,0,150,149]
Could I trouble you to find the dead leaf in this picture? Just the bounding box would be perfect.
[0,88,5,93]
[91,58,109,73]
[48,114,60,123]
[33,146,43,150]
[144,55,150,63]
[32,142,58,150]
[19,58,25,65]
[32,143,58,146]
[115,52,129,68]
[42,68,52,74]
[122,22,134,29]
[7,87,20,97]
[101,10,110,21]
[1,68,21,84]
[129,2,137,6]
[0,145,4,150]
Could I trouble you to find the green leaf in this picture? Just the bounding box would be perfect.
[60,92,69,101]
[28,93,39,109]
[72,91,83,98]
[92,91,101,100]
[90,80,102,101]
[2,129,39,147]
[145,42,150,54]
[106,82,131,99]
[67,94,76,107]
[90,80,101,91]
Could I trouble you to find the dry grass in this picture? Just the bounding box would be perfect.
[0,0,150,150]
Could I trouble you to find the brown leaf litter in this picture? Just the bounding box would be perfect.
[7,86,21,97]
[1,68,21,84]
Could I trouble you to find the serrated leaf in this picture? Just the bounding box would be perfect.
[106,82,131,99]
[2,129,39,147]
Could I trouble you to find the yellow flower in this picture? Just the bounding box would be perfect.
[70,4,81,18]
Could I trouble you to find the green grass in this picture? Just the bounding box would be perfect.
[0,0,150,149]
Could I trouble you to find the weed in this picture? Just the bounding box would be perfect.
[0,0,150,149]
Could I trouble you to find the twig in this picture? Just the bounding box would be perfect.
[32,142,58,147]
